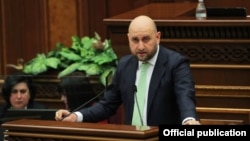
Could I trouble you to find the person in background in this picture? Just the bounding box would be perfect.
[0,72,47,117]
[55,15,200,125]
[57,71,96,111]
[0,72,47,140]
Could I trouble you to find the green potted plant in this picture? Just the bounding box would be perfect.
[22,32,118,86]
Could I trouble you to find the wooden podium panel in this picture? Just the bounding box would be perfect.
[1,119,159,141]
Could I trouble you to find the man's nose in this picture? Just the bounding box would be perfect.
[138,41,145,49]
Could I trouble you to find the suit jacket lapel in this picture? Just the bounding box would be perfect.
[147,47,168,113]
[126,57,138,121]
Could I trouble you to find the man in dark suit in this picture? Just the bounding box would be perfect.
[55,15,200,125]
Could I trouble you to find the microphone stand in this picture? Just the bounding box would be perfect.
[134,85,143,126]
[61,71,113,120]
[70,89,106,113]
[61,88,105,120]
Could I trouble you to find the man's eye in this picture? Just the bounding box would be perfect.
[132,38,139,43]
[142,37,150,42]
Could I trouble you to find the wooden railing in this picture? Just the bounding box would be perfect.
[197,107,250,125]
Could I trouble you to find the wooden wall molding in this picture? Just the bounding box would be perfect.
[167,43,250,64]
[191,64,250,69]
[197,107,250,124]
[0,0,5,74]
[195,85,250,97]
[160,25,250,39]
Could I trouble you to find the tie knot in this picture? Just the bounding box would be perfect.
[141,62,150,71]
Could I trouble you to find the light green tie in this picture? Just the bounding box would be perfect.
[132,62,150,126]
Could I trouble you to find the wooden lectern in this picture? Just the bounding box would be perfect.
[1,119,159,141]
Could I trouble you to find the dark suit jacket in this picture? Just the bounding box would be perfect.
[80,46,198,125]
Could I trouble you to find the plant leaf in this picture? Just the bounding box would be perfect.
[100,67,116,86]
[58,62,82,78]
[59,52,82,61]
[85,64,102,75]
[45,57,61,69]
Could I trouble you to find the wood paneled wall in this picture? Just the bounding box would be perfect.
[0,0,49,74]
[0,0,249,75]
[0,0,250,124]
[0,0,151,75]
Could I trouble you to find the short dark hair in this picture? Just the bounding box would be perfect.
[1,72,37,107]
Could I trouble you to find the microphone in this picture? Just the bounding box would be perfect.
[133,85,143,126]
[61,85,112,120]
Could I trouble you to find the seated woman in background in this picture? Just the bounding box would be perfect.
[0,72,47,116]
[57,71,96,111]
[0,72,47,140]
